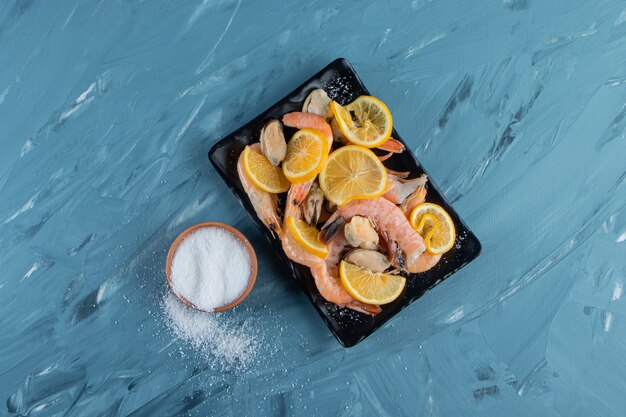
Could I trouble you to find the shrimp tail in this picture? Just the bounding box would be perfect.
[319,211,346,243]
[377,137,405,153]
[378,152,394,162]
[345,301,382,316]
[385,168,411,179]
[266,193,283,238]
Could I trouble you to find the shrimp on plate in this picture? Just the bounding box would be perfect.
[237,143,282,237]
[321,197,426,270]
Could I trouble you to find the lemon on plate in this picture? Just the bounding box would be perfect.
[339,261,406,305]
[318,145,387,206]
[330,96,392,148]
[285,216,329,258]
[242,145,291,193]
[282,129,329,183]
[413,213,440,243]
[410,203,456,254]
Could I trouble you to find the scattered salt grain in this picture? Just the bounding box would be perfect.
[162,293,259,370]
[170,226,251,312]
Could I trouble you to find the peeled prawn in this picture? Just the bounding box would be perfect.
[237,144,282,237]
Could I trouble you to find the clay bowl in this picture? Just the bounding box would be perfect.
[165,222,258,312]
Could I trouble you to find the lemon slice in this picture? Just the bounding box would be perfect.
[285,216,329,258]
[410,203,456,254]
[339,261,406,305]
[242,145,290,193]
[318,145,387,206]
[282,129,328,184]
[414,213,440,243]
[330,96,393,148]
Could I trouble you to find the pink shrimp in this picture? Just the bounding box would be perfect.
[400,185,426,218]
[282,112,333,219]
[383,174,427,205]
[237,144,282,237]
[378,152,394,162]
[321,197,426,270]
[385,167,411,179]
[281,181,325,266]
[281,188,380,317]
[382,176,399,203]
[332,121,404,154]
[377,137,405,153]
[282,112,333,148]
[383,174,428,219]
[282,225,325,268]
[407,252,441,273]
[284,181,313,218]
[310,232,381,315]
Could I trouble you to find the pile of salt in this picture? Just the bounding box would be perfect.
[162,293,260,369]
[170,226,251,312]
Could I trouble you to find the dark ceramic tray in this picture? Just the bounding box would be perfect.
[209,58,481,347]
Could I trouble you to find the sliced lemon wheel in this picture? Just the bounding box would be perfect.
[242,145,290,193]
[339,261,406,305]
[330,96,393,148]
[414,213,440,243]
[282,129,328,184]
[318,145,387,206]
[285,216,328,258]
[410,203,456,254]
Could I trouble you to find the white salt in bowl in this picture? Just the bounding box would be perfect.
[165,222,258,312]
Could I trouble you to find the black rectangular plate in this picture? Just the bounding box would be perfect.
[209,58,481,347]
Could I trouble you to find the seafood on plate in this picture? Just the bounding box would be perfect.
[236,89,457,315]
[260,119,287,166]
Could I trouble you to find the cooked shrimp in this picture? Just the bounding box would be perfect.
[311,233,381,315]
[378,152,394,162]
[284,181,313,218]
[383,174,427,205]
[282,225,325,268]
[281,112,333,220]
[321,197,426,270]
[237,144,282,237]
[282,112,333,148]
[400,185,426,218]
[311,264,381,315]
[377,137,405,153]
[385,167,411,179]
[407,252,441,273]
[333,124,404,154]
[382,175,399,202]
[282,209,379,315]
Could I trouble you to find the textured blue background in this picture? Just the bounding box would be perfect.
[1,0,626,415]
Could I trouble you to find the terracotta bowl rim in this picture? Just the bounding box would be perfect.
[165,221,258,312]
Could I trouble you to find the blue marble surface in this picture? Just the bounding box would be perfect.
[1,0,625,415]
